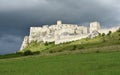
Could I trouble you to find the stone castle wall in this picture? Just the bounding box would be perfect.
[90,22,100,33]
[20,36,29,50]
[55,34,89,44]
[98,26,120,34]
[20,21,104,50]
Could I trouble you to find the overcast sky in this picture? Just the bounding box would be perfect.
[0,0,120,54]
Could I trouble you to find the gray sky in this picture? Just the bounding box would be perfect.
[0,0,120,54]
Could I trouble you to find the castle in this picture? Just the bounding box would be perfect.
[20,20,119,50]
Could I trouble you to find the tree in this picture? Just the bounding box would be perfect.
[101,33,106,42]
[44,42,48,46]
[33,51,40,55]
[72,45,77,50]
[102,33,105,37]
[107,31,112,36]
[24,50,33,56]
[118,34,120,36]
[99,33,102,36]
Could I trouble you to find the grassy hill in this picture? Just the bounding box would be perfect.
[1,52,120,75]
[22,31,120,54]
[0,30,120,75]
[0,30,119,59]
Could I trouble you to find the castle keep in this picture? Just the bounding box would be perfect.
[20,20,119,50]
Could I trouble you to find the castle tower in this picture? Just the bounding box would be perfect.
[57,20,62,30]
[90,22,101,33]
[57,20,62,25]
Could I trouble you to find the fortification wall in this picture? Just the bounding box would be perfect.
[90,22,100,33]
[43,38,55,43]
[20,21,103,50]
[20,36,29,50]
[55,35,88,44]
[99,26,120,34]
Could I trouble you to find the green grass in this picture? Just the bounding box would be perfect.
[0,52,120,75]
[1,31,119,59]
[0,30,120,75]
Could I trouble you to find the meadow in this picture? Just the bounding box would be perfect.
[0,52,120,75]
[0,30,120,75]
[0,30,120,59]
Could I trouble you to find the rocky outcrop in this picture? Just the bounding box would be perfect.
[20,36,29,51]
[88,31,99,38]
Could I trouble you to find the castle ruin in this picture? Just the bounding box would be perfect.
[20,20,119,50]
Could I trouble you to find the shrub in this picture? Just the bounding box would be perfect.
[118,34,120,36]
[49,50,55,53]
[49,50,53,53]
[96,50,100,53]
[72,45,77,50]
[77,45,84,49]
[102,33,105,37]
[119,38,120,40]
[107,31,112,36]
[44,42,55,46]
[16,52,23,55]
[33,51,40,55]
[24,50,33,56]
[44,42,48,46]
[85,38,89,41]
[99,33,102,36]
[58,50,63,52]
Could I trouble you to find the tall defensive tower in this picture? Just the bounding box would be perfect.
[90,22,101,33]
[57,20,62,25]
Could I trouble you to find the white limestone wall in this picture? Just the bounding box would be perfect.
[29,26,51,43]
[29,27,42,43]
[55,35,88,44]
[82,27,88,34]
[99,26,120,34]
[60,28,75,35]
[57,20,62,25]
[20,36,29,50]
[90,22,101,33]
[43,38,55,43]
[28,23,90,45]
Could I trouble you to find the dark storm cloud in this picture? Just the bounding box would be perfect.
[0,35,22,54]
[0,0,120,54]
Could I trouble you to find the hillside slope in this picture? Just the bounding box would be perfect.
[0,30,120,75]
[22,31,120,54]
[1,52,120,75]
